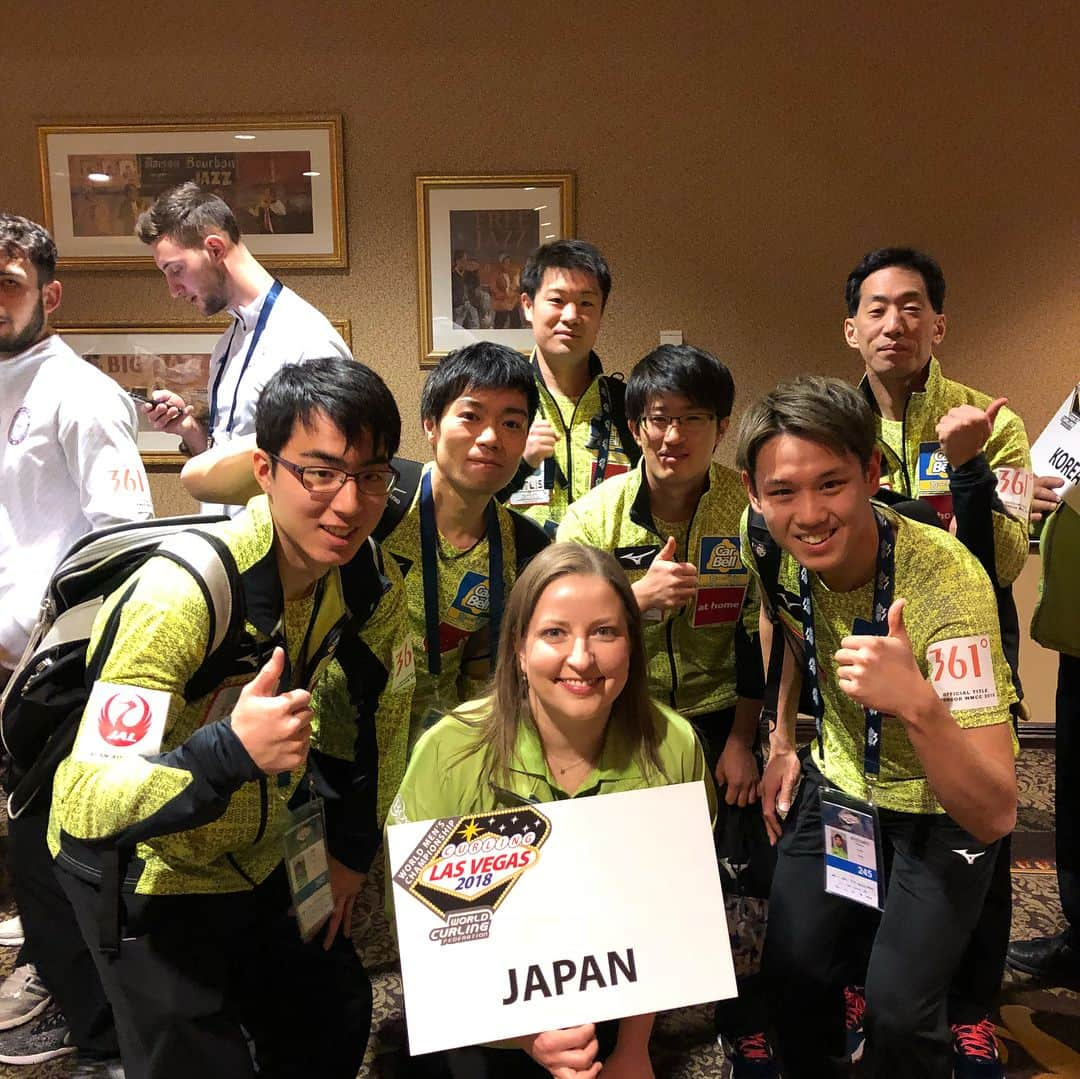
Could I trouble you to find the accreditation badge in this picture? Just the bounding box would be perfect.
[283,798,335,942]
[508,466,550,507]
[820,787,885,911]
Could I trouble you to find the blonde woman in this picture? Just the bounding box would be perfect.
[390,542,715,1079]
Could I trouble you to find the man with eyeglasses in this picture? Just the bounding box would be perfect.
[48,357,408,1079]
[558,343,776,1076]
[179,342,550,817]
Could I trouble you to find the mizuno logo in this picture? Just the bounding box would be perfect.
[616,547,659,567]
[952,848,987,865]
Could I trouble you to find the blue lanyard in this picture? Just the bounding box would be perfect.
[207,279,283,444]
[418,469,504,677]
[798,509,895,779]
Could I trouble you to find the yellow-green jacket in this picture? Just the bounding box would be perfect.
[1031,500,1080,659]
[378,463,549,804]
[502,351,639,531]
[859,357,1031,587]
[558,462,763,717]
[50,496,411,895]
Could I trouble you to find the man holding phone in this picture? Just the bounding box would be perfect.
[0,212,150,1072]
[135,182,350,515]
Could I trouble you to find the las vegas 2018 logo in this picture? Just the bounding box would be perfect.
[393,806,551,945]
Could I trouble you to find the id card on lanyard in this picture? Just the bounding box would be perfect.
[275,578,336,940]
[800,509,894,911]
[418,469,505,679]
[516,356,617,504]
[207,279,283,448]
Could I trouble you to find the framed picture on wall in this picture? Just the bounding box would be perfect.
[39,117,347,269]
[416,173,575,366]
[56,320,353,465]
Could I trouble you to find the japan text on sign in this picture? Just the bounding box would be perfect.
[387,782,734,1054]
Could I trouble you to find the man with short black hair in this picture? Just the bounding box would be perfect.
[739,375,1017,1078]
[559,343,776,1076]
[135,182,349,514]
[844,247,1032,1073]
[501,239,640,532]
[0,211,151,1074]
[179,342,550,813]
[50,357,403,1078]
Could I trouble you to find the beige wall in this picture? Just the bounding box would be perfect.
[7,1,1078,700]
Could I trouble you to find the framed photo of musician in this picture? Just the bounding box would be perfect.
[416,173,575,367]
[39,116,347,269]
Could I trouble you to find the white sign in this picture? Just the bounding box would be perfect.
[1031,384,1080,510]
[387,782,735,1055]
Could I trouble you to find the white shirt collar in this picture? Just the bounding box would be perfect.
[231,281,276,332]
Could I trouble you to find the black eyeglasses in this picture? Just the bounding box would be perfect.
[639,412,716,436]
[269,454,399,498]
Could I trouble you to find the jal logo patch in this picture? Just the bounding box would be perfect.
[76,681,170,762]
[393,806,551,945]
[7,407,30,445]
[98,691,154,747]
[916,442,951,496]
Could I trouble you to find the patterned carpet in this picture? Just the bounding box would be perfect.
[1,748,1076,1077]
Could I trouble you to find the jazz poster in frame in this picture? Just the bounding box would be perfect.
[39,116,347,269]
[416,173,575,366]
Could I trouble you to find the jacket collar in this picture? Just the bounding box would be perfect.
[509,712,644,793]
[530,348,605,392]
[628,459,716,533]
[237,496,350,637]
[858,356,942,417]
[238,496,286,636]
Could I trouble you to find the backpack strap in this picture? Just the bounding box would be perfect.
[374,457,423,543]
[602,375,642,467]
[509,508,551,573]
[154,530,242,656]
[745,509,787,733]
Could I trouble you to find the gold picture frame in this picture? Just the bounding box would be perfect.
[39,116,347,269]
[55,320,353,466]
[415,173,575,366]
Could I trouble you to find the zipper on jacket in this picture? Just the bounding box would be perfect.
[226,853,257,888]
[252,776,269,844]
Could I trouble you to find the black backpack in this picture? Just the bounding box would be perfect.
[0,516,240,817]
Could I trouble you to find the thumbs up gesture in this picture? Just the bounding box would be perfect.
[936,396,1008,469]
[835,599,925,720]
[229,647,313,775]
[631,535,698,614]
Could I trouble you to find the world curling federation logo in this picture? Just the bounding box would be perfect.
[97,691,155,748]
[393,806,551,945]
